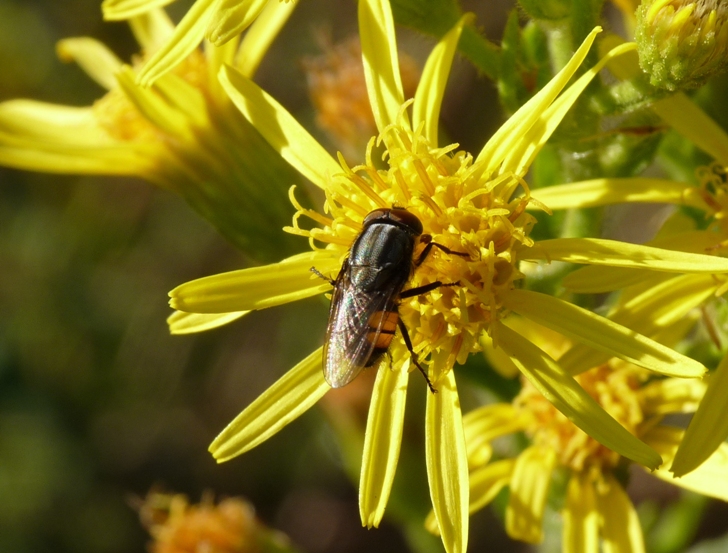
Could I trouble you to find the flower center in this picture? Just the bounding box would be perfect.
[288,111,539,378]
[514,365,645,471]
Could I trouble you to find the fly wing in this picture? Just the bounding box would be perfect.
[323,268,396,388]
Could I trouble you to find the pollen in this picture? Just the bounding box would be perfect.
[287,107,539,382]
[514,365,645,472]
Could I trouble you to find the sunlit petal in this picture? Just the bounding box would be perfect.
[359,0,408,136]
[207,0,268,46]
[563,472,599,553]
[502,288,706,378]
[102,0,175,20]
[598,474,645,553]
[56,38,123,90]
[506,445,555,543]
[219,64,342,189]
[412,14,470,146]
[169,251,339,313]
[167,310,249,334]
[671,354,728,477]
[209,348,328,462]
[496,321,662,469]
[426,370,468,553]
[359,359,409,528]
[235,0,297,78]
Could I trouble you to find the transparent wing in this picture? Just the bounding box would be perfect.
[323,268,397,388]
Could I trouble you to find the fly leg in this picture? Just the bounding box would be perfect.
[310,266,335,286]
[416,235,470,266]
[397,318,436,394]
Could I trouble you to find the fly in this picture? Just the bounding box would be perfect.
[312,207,468,393]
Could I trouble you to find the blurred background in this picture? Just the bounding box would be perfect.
[3,1,728,552]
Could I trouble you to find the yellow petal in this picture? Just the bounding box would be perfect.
[563,231,722,293]
[502,289,706,378]
[128,9,175,52]
[652,93,728,166]
[412,14,470,146]
[496,321,662,469]
[462,403,528,468]
[563,472,599,553]
[359,0,408,136]
[167,310,248,334]
[207,0,268,46]
[506,42,637,175]
[530,178,704,211]
[116,66,191,136]
[426,370,468,553]
[646,427,728,500]
[218,64,342,190]
[559,273,717,375]
[0,101,151,174]
[102,0,175,20]
[137,0,217,86]
[598,474,645,553]
[209,348,329,462]
[524,237,728,273]
[671,353,728,477]
[169,251,339,313]
[359,359,409,528]
[235,0,297,78]
[56,38,123,90]
[505,445,555,543]
[476,27,600,173]
[639,377,706,415]
[425,459,515,536]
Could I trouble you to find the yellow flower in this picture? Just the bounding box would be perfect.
[527,62,728,478]
[0,7,302,264]
[437,317,728,551]
[102,0,296,86]
[169,2,728,551]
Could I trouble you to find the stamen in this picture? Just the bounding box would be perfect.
[413,158,436,196]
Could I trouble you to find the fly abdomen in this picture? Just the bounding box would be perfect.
[365,310,399,363]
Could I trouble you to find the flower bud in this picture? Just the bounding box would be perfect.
[636,0,728,90]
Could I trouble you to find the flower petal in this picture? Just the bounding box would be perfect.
[639,377,706,416]
[505,42,637,175]
[646,426,728,501]
[412,14,470,146]
[476,27,600,173]
[502,289,706,378]
[524,237,728,273]
[167,310,249,334]
[563,472,599,553]
[559,273,717,375]
[530,178,704,211]
[0,101,151,175]
[462,403,528,468]
[136,0,217,87]
[652,93,728,167]
[426,370,468,553]
[56,38,123,90]
[496,321,662,469]
[671,353,728,477]
[169,251,339,313]
[219,64,342,189]
[206,0,268,46]
[359,358,409,529]
[128,9,176,52]
[359,0,408,135]
[506,444,555,543]
[102,0,175,20]
[235,0,297,78]
[597,474,645,553]
[425,459,515,536]
[209,348,329,462]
